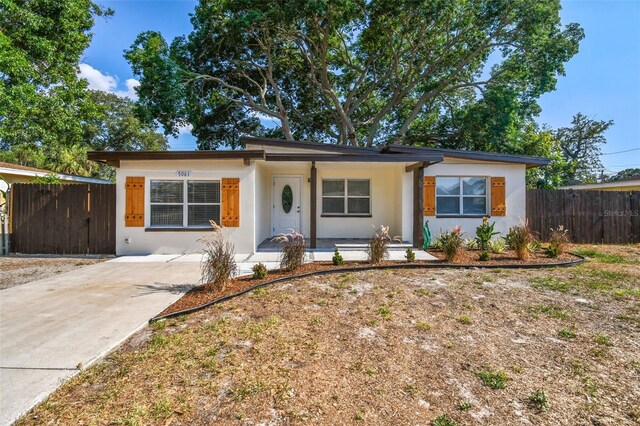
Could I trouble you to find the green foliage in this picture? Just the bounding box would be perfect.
[476,369,511,389]
[593,334,613,347]
[573,249,628,264]
[332,249,344,266]
[528,389,550,412]
[439,227,465,262]
[558,329,577,339]
[458,400,472,411]
[506,223,537,260]
[475,217,500,251]
[127,0,583,148]
[545,245,559,258]
[478,251,490,261]
[0,1,110,168]
[251,263,268,280]
[367,225,400,264]
[0,2,167,180]
[605,168,640,182]
[33,173,61,184]
[432,414,457,426]
[555,113,614,184]
[488,239,506,254]
[405,248,415,263]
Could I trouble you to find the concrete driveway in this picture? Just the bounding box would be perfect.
[0,257,200,426]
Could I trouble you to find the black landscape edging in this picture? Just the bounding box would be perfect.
[149,253,585,323]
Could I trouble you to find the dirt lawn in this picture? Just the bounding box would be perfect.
[17,245,640,425]
[0,256,108,289]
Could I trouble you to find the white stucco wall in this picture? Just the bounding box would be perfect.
[115,159,256,255]
[424,159,527,240]
[314,163,404,239]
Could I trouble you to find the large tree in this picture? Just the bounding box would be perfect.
[126,0,583,148]
[555,113,613,184]
[0,0,112,150]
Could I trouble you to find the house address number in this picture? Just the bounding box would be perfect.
[176,170,191,177]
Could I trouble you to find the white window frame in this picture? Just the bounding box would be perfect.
[149,179,221,228]
[321,178,371,216]
[435,176,488,216]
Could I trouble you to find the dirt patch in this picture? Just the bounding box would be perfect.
[0,255,108,289]
[16,245,639,425]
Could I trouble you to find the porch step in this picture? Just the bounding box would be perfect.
[334,243,413,251]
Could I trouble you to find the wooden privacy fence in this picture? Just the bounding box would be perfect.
[10,183,116,254]
[526,189,640,244]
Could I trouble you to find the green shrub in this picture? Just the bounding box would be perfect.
[476,369,511,389]
[405,248,416,263]
[478,250,490,261]
[252,262,268,279]
[475,217,500,251]
[544,245,560,258]
[272,228,306,271]
[432,414,457,426]
[199,221,237,292]
[439,226,465,262]
[367,225,400,263]
[505,222,537,260]
[528,389,550,411]
[332,248,344,266]
[489,238,506,254]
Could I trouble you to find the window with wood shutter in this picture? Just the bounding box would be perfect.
[125,177,145,227]
[221,178,240,227]
[490,177,506,216]
[423,176,436,216]
[435,177,487,216]
[147,180,221,228]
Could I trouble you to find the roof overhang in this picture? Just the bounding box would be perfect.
[87,150,266,167]
[242,136,381,154]
[382,144,551,168]
[265,153,443,163]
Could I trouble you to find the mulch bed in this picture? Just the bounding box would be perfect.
[157,250,581,318]
[429,248,577,265]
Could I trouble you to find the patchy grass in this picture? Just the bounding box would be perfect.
[16,244,640,426]
[475,368,511,389]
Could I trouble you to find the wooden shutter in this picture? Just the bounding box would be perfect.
[423,176,436,216]
[221,178,240,227]
[491,176,506,216]
[125,177,145,227]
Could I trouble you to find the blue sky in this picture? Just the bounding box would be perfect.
[82,0,640,173]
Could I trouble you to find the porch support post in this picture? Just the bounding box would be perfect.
[310,161,317,249]
[413,166,424,249]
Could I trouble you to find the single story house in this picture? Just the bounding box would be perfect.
[88,137,549,255]
[559,177,640,191]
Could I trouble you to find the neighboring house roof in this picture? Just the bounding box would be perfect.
[87,137,550,169]
[559,178,640,190]
[0,162,110,184]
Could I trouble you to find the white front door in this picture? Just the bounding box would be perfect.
[272,176,302,235]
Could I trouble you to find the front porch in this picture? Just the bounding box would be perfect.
[256,237,414,252]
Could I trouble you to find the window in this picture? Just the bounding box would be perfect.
[436,177,487,216]
[150,180,220,227]
[322,179,371,216]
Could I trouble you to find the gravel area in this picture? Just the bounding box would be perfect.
[0,256,109,289]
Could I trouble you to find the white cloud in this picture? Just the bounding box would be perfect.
[78,63,139,100]
[177,124,193,135]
